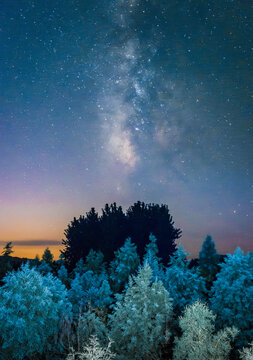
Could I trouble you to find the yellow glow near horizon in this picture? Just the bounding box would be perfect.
[5,244,63,260]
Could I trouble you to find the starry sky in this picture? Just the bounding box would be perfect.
[1,0,253,259]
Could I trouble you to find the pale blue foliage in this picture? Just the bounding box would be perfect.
[239,342,253,360]
[210,248,253,347]
[143,233,165,282]
[109,237,140,292]
[57,264,69,286]
[69,270,113,317]
[109,263,173,360]
[67,335,115,360]
[0,263,72,360]
[73,258,87,276]
[173,301,238,360]
[75,309,109,350]
[164,244,205,314]
[37,259,52,275]
[85,249,106,274]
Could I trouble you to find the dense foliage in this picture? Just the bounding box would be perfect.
[199,235,219,289]
[0,263,71,359]
[62,201,181,268]
[109,237,140,292]
[210,248,253,347]
[109,263,173,360]
[69,269,113,318]
[163,244,205,314]
[0,233,251,360]
[173,301,238,360]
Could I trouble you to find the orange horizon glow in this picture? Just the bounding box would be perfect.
[1,236,252,261]
[0,243,63,260]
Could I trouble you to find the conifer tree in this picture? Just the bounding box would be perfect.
[199,235,219,288]
[173,301,238,360]
[74,258,87,276]
[0,242,14,280]
[164,244,205,314]
[75,310,108,351]
[109,237,140,292]
[69,270,113,318]
[37,260,52,275]
[57,264,69,287]
[42,247,54,263]
[0,263,72,359]
[143,233,165,282]
[109,263,172,360]
[210,248,253,347]
[85,249,106,274]
[1,241,14,257]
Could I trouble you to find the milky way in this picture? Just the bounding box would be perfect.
[0,0,252,257]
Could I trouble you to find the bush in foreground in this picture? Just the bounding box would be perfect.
[109,263,173,360]
[0,263,72,359]
[173,301,238,360]
[210,248,253,347]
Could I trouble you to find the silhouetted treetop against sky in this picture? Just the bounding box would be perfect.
[62,201,182,268]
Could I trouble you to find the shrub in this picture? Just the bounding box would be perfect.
[239,342,253,360]
[67,335,115,360]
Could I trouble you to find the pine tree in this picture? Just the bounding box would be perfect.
[75,310,108,351]
[210,248,253,347]
[143,233,165,282]
[109,237,140,292]
[85,249,106,274]
[42,247,54,263]
[69,270,113,318]
[173,301,238,360]
[164,244,205,315]
[109,263,172,360]
[1,241,14,257]
[57,264,69,287]
[0,263,72,359]
[0,242,14,281]
[74,258,87,276]
[199,235,219,288]
[37,260,52,275]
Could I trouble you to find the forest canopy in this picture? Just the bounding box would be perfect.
[62,201,182,268]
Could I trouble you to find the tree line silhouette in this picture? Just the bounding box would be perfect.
[62,201,182,269]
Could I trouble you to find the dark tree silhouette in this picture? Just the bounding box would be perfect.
[62,207,101,269]
[100,203,128,261]
[1,242,14,257]
[126,201,181,264]
[62,201,181,268]
[42,247,54,264]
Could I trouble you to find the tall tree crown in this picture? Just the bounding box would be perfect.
[62,201,181,268]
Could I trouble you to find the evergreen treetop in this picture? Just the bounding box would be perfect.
[1,241,14,257]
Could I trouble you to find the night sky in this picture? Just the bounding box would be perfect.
[1,0,253,259]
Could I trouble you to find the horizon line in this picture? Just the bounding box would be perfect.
[0,240,61,246]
